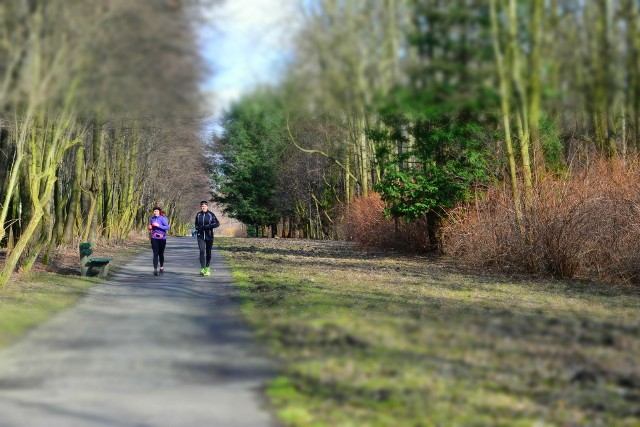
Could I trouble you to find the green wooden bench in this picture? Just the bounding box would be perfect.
[79,242,113,278]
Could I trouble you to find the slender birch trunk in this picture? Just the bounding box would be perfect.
[490,0,523,225]
[508,0,533,211]
[528,0,543,175]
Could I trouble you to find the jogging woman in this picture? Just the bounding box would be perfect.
[195,200,219,276]
[149,206,170,276]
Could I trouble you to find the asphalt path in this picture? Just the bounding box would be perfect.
[0,237,280,427]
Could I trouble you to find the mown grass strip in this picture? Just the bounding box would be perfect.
[216,237,640,427]
[0,241,147,349]
[0,274,97,347]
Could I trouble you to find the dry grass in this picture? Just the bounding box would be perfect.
[216,237,640,427]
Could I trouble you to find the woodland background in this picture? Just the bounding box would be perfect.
[2,0,640,286]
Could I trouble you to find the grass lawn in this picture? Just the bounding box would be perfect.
[0,240,147,348]
[216,237,640,427]
[0,274,97,347]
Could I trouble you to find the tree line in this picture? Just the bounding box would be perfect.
[0,0,215,285]
[213,0,640,245]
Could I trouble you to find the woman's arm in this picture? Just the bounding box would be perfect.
[161,216,170,231]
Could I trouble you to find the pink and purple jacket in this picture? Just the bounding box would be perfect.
[149,215,170,240]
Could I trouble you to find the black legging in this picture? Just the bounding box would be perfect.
[151,239,167,269]
[198,239,213,268]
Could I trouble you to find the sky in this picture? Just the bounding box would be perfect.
[198,0,298,118]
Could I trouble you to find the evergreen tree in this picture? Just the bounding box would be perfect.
[212,92,286,235]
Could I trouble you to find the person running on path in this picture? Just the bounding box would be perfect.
[195,200,219,276]
[149,206,170,276]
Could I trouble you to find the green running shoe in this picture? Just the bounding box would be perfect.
[204,267,211,276]
[200,268,205,276]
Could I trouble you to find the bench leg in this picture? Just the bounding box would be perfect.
[98,264,109,278]
[80,258,89,276]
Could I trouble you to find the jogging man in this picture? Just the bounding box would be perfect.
[195,200,219,276]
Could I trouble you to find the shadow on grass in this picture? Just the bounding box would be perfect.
[221,238,640,297]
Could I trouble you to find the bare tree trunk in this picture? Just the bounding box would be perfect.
[53,173,66,244]
[81,116,103,243]
[0,112,31,244]
[357,112,369,196]
[508,0,533,211]
[628,0,640,150]
[62,145,83,244]
[23,199,54,270]
[528,0,543,175]
[490,0,523,226]
[0,209,44,285]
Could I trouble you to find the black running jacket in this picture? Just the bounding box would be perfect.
[195,211,220,240]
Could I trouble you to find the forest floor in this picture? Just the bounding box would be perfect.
[215,237,640,427]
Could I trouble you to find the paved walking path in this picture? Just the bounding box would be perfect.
[0,237,280,427]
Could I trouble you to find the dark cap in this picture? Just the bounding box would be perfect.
[200,200,209,206]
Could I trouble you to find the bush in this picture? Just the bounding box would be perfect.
[443,158,640,284]
[343,193,432,252]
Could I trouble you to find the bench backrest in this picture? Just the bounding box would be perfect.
[79,242,93,259]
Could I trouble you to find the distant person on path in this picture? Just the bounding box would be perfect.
[149,206,170,276]
[195,200,220,276]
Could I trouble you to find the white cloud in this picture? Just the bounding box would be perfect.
[206,87,243,116]
[198,0,299,116]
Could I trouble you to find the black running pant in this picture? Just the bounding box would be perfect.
[198,239,213,268]
[151,239,166,269]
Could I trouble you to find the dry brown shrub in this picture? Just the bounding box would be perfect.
[343,192,432,252]
[443,157,640,284]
